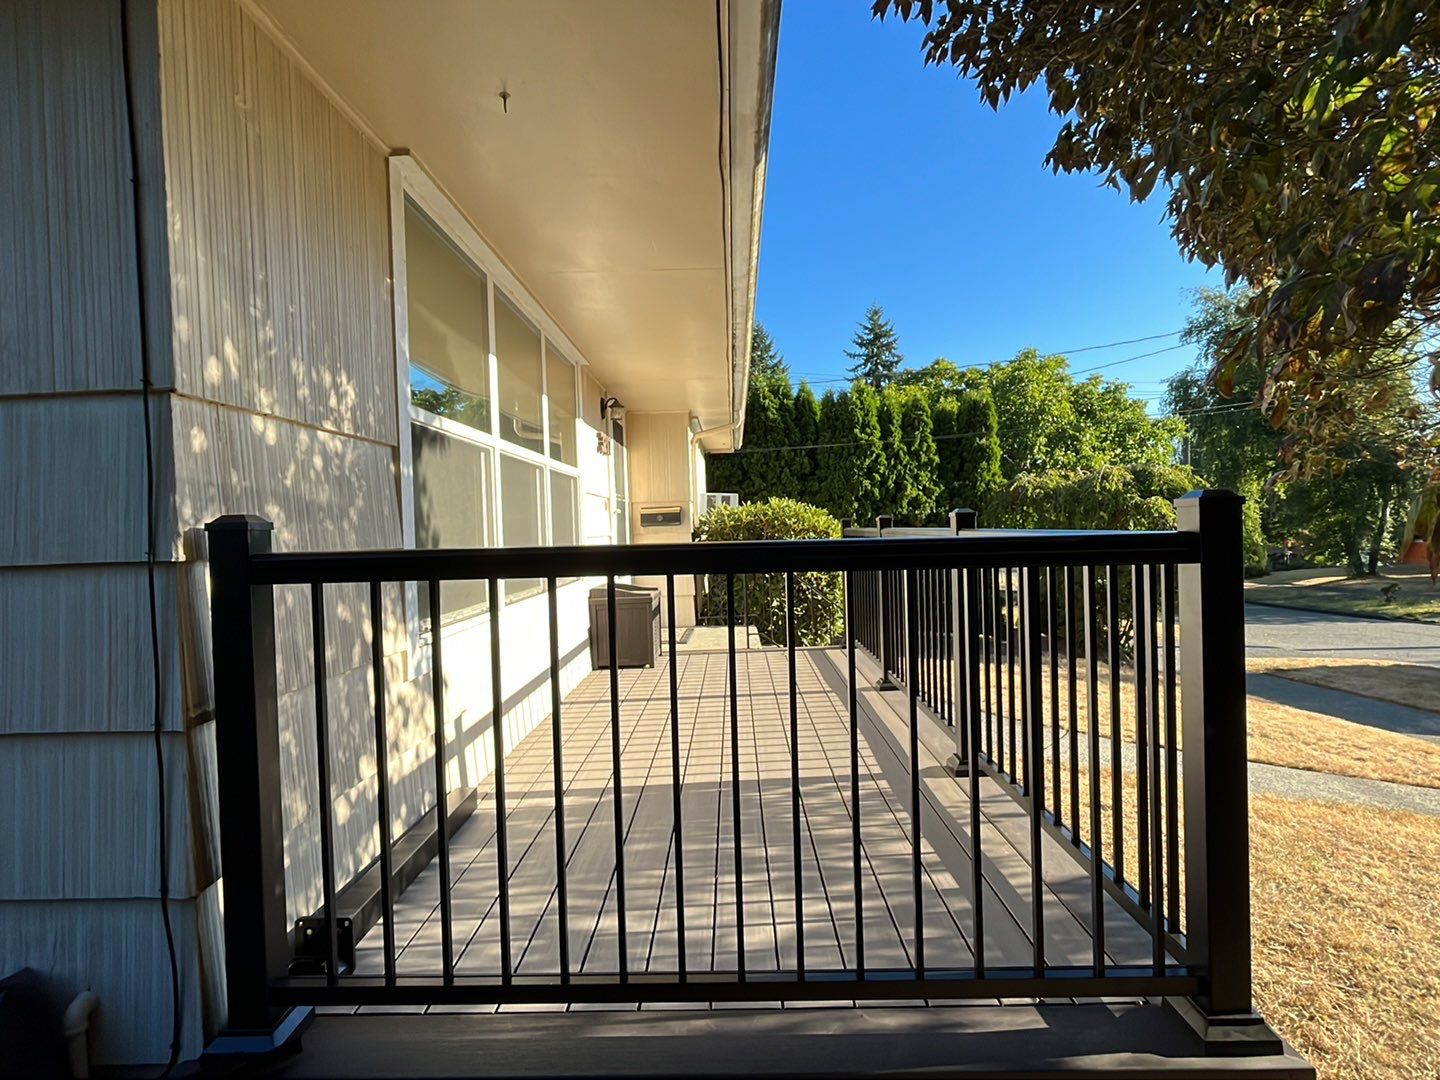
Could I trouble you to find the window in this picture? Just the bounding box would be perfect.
[500,455,545,603]
[547,345,577,466]
[495,293,544,455]
[412,424,492,621]
[404,201,490,430]
[612,419,630,544]
[395,158,593,624]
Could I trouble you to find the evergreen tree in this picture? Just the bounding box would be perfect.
[706,321,794,500]
[816,384,884,523]
[845,305,904,389]
[932,388,1004,514]
[736,373,797,503]
[749,323,789,389]
[896,391,942,524]
[790,381,821,501]
[876,386,910,518]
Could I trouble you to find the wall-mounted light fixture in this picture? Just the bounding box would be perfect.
[600,396,624,419]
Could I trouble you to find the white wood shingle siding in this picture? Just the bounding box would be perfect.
[2,0,618,1064]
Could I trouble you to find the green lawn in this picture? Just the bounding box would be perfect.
[1245,564,1440,624]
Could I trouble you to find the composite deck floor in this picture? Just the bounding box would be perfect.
[346,647,1154,1011]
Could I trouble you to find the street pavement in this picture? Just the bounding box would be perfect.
[1244,601,1440,665]
[1244,602,1440,743]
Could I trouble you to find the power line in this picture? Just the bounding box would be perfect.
[1051,329,1182,355]
[782,329,1191,387]
[1070,342,1191,376]
[730,430,993,454]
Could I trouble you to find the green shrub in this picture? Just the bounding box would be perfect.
[692,498,845,646]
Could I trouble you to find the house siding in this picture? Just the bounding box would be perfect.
[0,0,212,1065]
[2,0,622,1063]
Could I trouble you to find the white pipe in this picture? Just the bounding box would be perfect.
[63,991,99,1079]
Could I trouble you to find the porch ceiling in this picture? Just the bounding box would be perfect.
[252,0,778,449]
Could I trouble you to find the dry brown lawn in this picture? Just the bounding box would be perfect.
[1249,794,1440,1079]
[1072,765,1440,1078]
[1026,661,1440,789]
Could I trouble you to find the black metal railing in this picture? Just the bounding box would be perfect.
[205,491,1267,1052]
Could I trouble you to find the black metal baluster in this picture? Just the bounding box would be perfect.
[369,581,396,985]
[786,572,805,978]
[993,568,1004,776]
[905,568,925,977]
[726,573,745,979]
[845,571,865,979]
[666,576,686,980]
[1133,566,1151,908]
[1006,567,1017,783]
[1146,563,1166,974]
[1162,563,1181,933]
[1105,566,1124,886]
[310,584,339,985]
[983,567,993,762]
[429,580,454,984]
[606,575,628,981]
[965,567,986,977]
[547,577,569,983]
[489,577,512,982]
[1066,566,1080,840]
[1048,566,1061,822]
[1024,567,1045,975]
[1085,567,1105,977]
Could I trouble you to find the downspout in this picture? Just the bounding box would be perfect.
[64,991,100,1079]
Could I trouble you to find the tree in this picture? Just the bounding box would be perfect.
[815,383,885,522]
[1168,288,1425,571]
[896,391,942,524]
[876,0,1440,486]
[707,322,798,501]
[846,305,905,389]
[931,387,1004,513]
[790,381,822,498]
[981,349,1078,477]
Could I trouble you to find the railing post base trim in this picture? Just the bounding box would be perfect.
[1164,997,1285,1057]
[204,1006,313,1058]
[944,752,970,778]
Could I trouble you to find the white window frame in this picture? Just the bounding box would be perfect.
[388,155,589,657]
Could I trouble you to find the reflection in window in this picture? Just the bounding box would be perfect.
[546,345,577,466]
[404,201,490,432]
[412,423,492,623]
[501,454,544,603]
[495,293,543,454]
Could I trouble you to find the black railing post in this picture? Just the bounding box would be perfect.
[205,515,297,1043]
[1172,490,1281,1054]
[874,516,898,689]
[948,509,975,775]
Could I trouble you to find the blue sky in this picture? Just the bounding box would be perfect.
[755,1,1222,409]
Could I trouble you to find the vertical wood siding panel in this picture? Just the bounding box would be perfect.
[0,565,184,734]
[160,0,394,443]
[0,0,164,395]
[0,898,206,1064]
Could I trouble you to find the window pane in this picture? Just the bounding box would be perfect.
[612,420,630,544]
[495,293,543,454]
[550,472,578,547]
[404,201,490,432]
[412,422,492,622]
[546,345,577,465]
[500,454,544,603]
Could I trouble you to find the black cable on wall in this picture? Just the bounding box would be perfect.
[118,1,183,1072]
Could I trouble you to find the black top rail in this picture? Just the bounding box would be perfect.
[246,531,1201,585]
